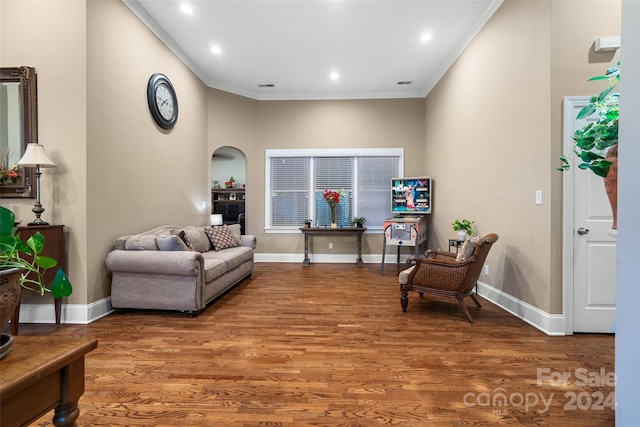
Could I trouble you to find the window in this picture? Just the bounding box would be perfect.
[265,148,403,232]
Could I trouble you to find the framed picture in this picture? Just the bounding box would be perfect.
[230,193,236,200]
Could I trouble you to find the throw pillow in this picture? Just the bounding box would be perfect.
[156,234,188,251]
[179,226,212,252]
[204,225,239,251]
[456,236,481,262]
[177,230,195,251]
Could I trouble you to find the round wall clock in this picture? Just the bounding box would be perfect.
[147,73,178,129]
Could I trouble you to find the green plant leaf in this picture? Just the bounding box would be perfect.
[597,86,615,102]
[26,232,45,256]
[35,255,57,269]
[588,75,610,81]
[580,151,603,162]
[590,160,612,178]
[576,105,596,120]
[0,206,14,236]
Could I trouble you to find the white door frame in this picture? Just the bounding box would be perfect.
[562,95,590,335]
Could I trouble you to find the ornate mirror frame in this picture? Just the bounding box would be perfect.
[0,66,37,198]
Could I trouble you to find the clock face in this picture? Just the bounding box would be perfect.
[147,74,178,129]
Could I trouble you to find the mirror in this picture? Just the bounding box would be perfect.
[0,66,37,198]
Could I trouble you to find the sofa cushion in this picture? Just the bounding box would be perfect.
[456,236,481,261]
[125,234,159,251]
[177,230,195,251]
[178,226,211,252]
[202,246,253,281]
[204,225,239,251]
[156,234,189,251]
[398,265,415,285]
[202,257,228,282]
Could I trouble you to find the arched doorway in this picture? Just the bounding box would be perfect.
[211,147,246,234]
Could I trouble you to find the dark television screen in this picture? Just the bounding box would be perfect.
[391,177,432,214]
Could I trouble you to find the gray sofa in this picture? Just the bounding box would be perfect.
[105,224,255,316]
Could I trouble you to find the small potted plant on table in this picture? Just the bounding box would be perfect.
[304,218,313,228]
[452,219,474,241]
[352,217,367,228]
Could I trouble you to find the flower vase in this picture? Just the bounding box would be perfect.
[330,206,337,228]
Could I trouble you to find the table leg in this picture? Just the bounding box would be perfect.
[302,233,310,266]
[380,236,387,275]
[55,297,62,326]
[10,300,20,335]
[52,358,85,427]
[356,232,364,265]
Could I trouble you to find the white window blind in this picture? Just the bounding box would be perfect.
[265,149,403,232]
[314,157,354,227]
[269,157,310,227]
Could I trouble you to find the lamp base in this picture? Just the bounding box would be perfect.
[28,219,49,226]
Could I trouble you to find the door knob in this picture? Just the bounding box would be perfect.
[577,227,590,235]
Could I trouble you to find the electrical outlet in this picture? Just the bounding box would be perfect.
[535,190,543,205]
[329,243,333,249]
[484,264,489,276]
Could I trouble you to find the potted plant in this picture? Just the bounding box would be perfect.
[352,217,367,228]
[452,219,474,241]
[0,206,72,357]
[559,64,619,228]
[304,218,313,228]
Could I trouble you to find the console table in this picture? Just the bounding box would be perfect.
[299,227,367,266]
[0,336,98,427]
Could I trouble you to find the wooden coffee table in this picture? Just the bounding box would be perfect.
[0,336,98,427]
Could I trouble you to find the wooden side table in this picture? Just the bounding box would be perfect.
[448,239,464,254]
[12,224,65,335]
[0,336,98,427]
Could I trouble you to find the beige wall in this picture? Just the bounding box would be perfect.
[1,0,209,309]
[1,0,88,305]
[424,0,620,313]
[207,95,425,255]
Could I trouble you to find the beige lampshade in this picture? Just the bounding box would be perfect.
[211,214,224,226]
[17,143,57,168]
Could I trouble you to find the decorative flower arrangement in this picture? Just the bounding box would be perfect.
[322,189,342,207]
[0,164,21,184]
[323,189,344,227]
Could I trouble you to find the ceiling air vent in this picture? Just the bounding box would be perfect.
[397,81,413,85]
[257,83,275,88]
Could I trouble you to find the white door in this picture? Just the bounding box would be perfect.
[563,97,616,334]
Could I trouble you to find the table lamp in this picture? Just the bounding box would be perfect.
[210,214,224,226]
[17,143,57,225]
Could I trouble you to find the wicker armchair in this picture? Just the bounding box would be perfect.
[399,233,499,323]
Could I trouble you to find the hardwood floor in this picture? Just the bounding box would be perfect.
[22,263,613,426]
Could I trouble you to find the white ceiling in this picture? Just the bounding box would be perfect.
[123,0,503,101]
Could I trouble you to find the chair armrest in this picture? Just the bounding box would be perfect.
[105,250,203,276]
[425,250,458,262]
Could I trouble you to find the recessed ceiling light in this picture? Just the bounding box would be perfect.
[180,4,193,14]
[211,45,222,55]
[420,33,432,43]
[329,71,340,81]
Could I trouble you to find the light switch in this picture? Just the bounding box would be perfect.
[535,190,543,205]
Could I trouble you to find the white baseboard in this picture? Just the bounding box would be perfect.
[476,281,565,336]
[17,297,114,325]
[255,253,414,264]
